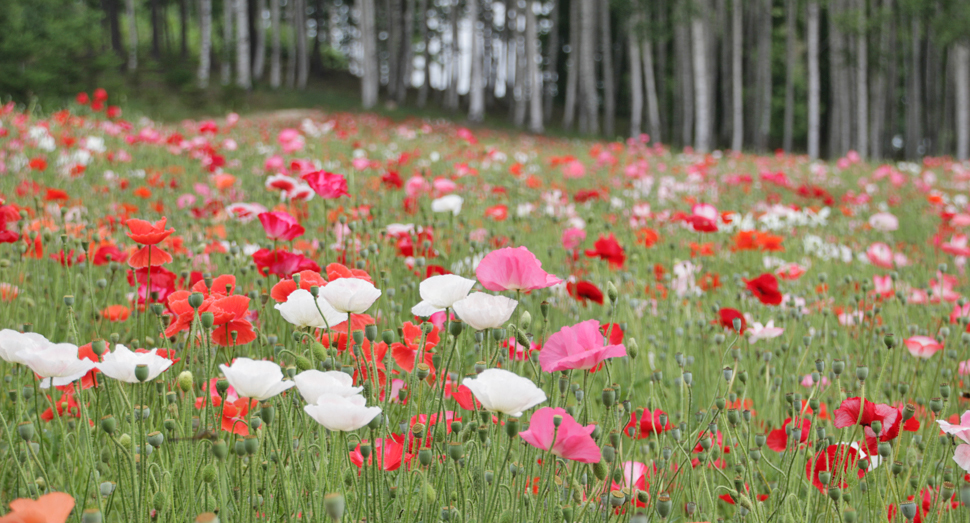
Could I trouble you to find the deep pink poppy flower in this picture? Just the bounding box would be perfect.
[303,170,350,199]
[519,407,601,463]
[538,319,626,372]
[475,246,563,292]
[258,211,305,241]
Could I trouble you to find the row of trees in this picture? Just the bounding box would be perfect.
[12,0,970,159]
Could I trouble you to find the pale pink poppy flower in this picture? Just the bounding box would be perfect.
[942,234,970,257]
[226,112,240,126]
[801,374,830,388]
[475,246,563,292]
[904,336,943,359]
[937,411,970,443]
[951,303,970,324]
[837,157,851,170]
[561,228,586,251]
[747,321,784,344]
[838,311,864,326]
[538,319,626,373]
[952,214,970,227]
[469,228,488,242]
[433,177,457,194]
[277,128,304,153]
[953,444,970,473]
[405,176,431,197]
[264,155,285,173]
[929,272,962,303]
[872,275,893,297]
[519,407,601,463]
[226,202,268,223]
[775,263,807,280]
[868,212,899,232]
[866,243,894,269]
[352,157,370,170]
[958,359,970,376]
[563,160,587,178]
[176,193,197,209]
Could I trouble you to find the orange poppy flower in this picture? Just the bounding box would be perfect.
[0,492,75,523]
[214,174,237,190]
[126,217,174,245]
[133,187,152,199]
[101,305,131,322]
[637,228,660,248]
[755,231,785,252]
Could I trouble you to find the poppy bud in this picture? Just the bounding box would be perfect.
[212,439,228,459]
[92,339,107,356]
[878,442,892,458]
[147,431,164,448]
[17,421,34,441]
[505,418,519,438]
[903,404,916,421]
[856,366,869,381]
[827,487,841,501]
[843,508,857,523]
[101,415,116,435]
[448,442,463,461]
[200,311,215,329]
[364,324,378,342]
[81,509,103,523]
[656,493,672,519]
[602,388,616,407]
[899,502,917,521]
[135,364,149,382]
[540,300,550,318]
[324,493,345,521]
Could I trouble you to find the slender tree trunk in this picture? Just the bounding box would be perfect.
[397,0,415,102]
[526,0,542,133]
[691,0,710,153]
[446,0,460,110]
[870,0,889,159]
[126,0,138,71]
[855,0,868,158]
[199,0,213,86]
[956,42,970,160]
[655,0,668,138]
[223,0,234,84]
[253,0,267,79]
[151,0,161,58]
[642,37,661,143]
[236,0,252,89]
[417,0,430,106]
[469,0,485,121]
[506,0,516,116]
[484,0,495,107]
[718,0,731,144]
[270,0,281,87]
[563,0,580,129]
[628,15,643,138]
[731,0,743,151]
[180,0,189,57]
[103,0,125,62]
[388,0,402,99]
[755,0,771,152]
[782,0,795,152]
[543,0,559,120]
[297,0,309,88]
[514,22,527,126]
[599,0,614,136]
[807,1,820,158]
[361,0,379,107]
[828,0,843,156]
[674,18,692,147]
[579,0,598,134]
[286,0,296,87]
[906,16,922,159]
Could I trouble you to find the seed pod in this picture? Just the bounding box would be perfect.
[656,493,672,519]
[324,493,345,521]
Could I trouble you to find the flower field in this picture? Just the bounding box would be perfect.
[1,94,970,523]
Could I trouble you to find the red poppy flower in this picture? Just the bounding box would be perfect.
[833,397,901,453]
[126,217,175,245]
[567,281,604,305]
[252,248,321,278]
[92,244,128,265]
[207,295,257,346]
[716,308,746,334]
[585,234,626,269]
[391,322,439,375]
[624,409,672,438]
[765,417,811,451]
[128,245,173,268]
[350,434,408,471]
[744,274,783,306]
[806,444,862,492]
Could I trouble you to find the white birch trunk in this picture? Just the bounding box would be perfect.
[469,0,485,122]
[199,0,212,86]
[236,0,252,89]
[253,0,266,79]
[579,0,598,134]
[562,0,579,129]
[956,42,970,160]
[691,3,710,153]
[628,16,643,138]
[642,39,661,143]
[731,0,742,151]
[360,0,379,108]
[222,0,233,85]
[856,0,868,158]
[782,0,795,152]
[297,0,308,89]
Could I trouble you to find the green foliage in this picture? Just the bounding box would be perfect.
[0,0,119,103]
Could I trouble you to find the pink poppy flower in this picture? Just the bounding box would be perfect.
[519,407,601,463]
[475,246,563,292]
[872,275,893,297]
[685,203,718,232]
[278,128,304,153]
[562,160,586,179]
[866,242,894,269]
[904,336,943,359]
[868,212,899,232]
[258,211,305,241]
[937,410,970,443]
[538,319,627,372]
[561,228,586,251]
[303,171,350,199]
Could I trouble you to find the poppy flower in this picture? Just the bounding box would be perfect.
[349,434,408,471]
[624,408,673,438]
[252,248,321,278]
[744,274,783,306]
[270,270,329,302]
[519,407,601,463]
[390,322,439,375]
[765,417,811,451]
[538,319,626,373]
[92,244,127,265]
[567,281,604,305]
[833,397,901,453]
[128,245,172,268]
[585,234,626,269]
[127,266,177,305]
[684,203,718,232]
[0,492,75,523]
[101,305,130,322]
[806,444,862,492]
[208,296,258,346]
[126,217,175,245]
[258,211,305,241]
[303,171,350,199]
[716,308,747,334]
[475,246,562,292]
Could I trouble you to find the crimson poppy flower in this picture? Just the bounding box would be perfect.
[252,248,320,278]
[716,308,747,334]
[391,322,439,375]
[350,434,408,471]
[126,217,175,245]
[92,244,127,265]
[567,281,604,305]
[408,412,460,451]
[766,417,811,451]
[833,397,901,453]
[445,382,480,411]
[744,273,783,305]
[599,323,623,345]
[585,234,626,269]
[127,266,178,305]
[806,444,862,492]
[303,171,350,199]
[208,295,257,346]
[624,408,673,438]
[258,211,305,241]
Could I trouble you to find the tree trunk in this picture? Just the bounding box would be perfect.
[828,0,844,156]
[956,42,970,160]
[563,0,580,129]
[731,0,743,151]
[674,18,692,147]
[691,0,710,153]
[782,0,795,152]
[870,0,890,159]
[755,0,771,152]
[514,22,527,126]
[297,0,309,89]
[446,0,460,110]
[199,0,213,86]
[718,0,731,144]
[642,37,661,143]
[526,0,542,133]
[417,0,430,106]
[253,0,267,79]
[180,0,189,57]
[855,0,868,158]
[599,0,614,136]
[151,0,161,58]
[906,16,921,159]
[579,0,598,134]
[286,0,296,87]
[103,0,125,63]
[397,0,415,102]
[361,0,379,107]
[628,15,643,138]
[469,0,485,122]
[543,0,559,120]
[126,0,138,71]
[270,0,281,87]
[506,0,516,116]
[223,0,233,84]
[236,0,252,89]
[807,1,819,158]
[388,0,402,100]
